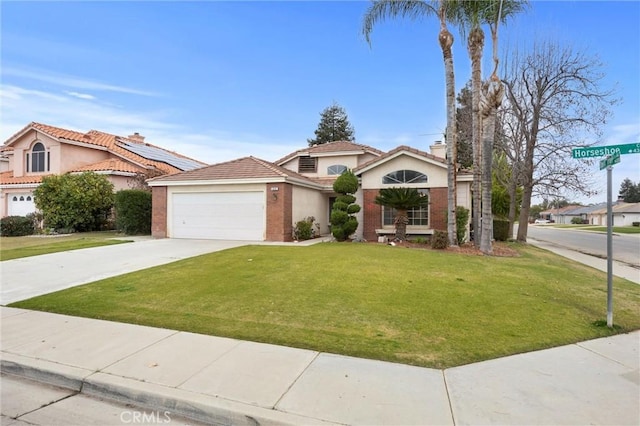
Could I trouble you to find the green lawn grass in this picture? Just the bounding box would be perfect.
[0,231,132,261]
[552,224,640,234]
[10,243,640,369]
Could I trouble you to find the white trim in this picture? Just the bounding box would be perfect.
[148,176,324,190]
[59,138,109,151]
[355,150,446,175]
[0,183,40,189]
[69,170,138,177]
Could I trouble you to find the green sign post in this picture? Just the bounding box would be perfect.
[572,142,640,159]
[599,152,621,170]
[573,142,640,328]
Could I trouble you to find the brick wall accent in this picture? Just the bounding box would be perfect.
[363,189,381,241]
[429,187,447,231]
[151,186,167,238]
[266,183,293,242]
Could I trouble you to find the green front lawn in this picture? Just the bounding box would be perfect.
[10,243,640,369]
[553,224,640,234]
[0,231,132,261]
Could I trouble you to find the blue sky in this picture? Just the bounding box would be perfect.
[1,0,638,204]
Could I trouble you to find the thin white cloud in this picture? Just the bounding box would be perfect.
[0,83,301,164]
[66,91,96,100]
[2,67,160,97]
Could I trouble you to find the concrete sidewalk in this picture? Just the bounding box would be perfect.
[528,238,640,284]
[1,307,638,425]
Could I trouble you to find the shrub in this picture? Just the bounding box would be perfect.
[411,236,428,244]
[0,216,35,237]
[293,216,317,241]
[431,230,449,249]
[34,172,114,232]
[455,206,470,245]
[114,190,152,235]
[633,222,640,227]
[493,219,510,242]
[570,217,584,224]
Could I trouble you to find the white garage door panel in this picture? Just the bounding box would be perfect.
[172,192,264,240]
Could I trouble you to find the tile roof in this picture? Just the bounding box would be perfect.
[149,156,317,184]
[0,171,46,185]
[275,141,383,165]
[72,159,142,174]
[353,145,446,173]
[3,122,206,175]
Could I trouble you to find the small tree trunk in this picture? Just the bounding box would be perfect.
[395,211,409,241]
[469,28,484,247]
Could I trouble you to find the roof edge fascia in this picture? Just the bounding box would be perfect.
[355,150,446,175]
[0,183,40,189]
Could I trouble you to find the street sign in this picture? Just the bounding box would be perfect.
[599,152,621,170]
[572,142,640,159]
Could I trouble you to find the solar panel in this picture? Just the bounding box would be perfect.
[118,141,202,171]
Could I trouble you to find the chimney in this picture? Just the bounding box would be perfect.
[128,132,145,143]
[430,140,446,159]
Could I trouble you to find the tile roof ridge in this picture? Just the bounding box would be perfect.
[248,156,288,177]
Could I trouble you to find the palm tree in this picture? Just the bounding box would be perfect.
[362,0,459,247]
[375,187,429,241]
[453,0,526,253]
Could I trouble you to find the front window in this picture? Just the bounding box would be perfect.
[382,189,429,226]
[28,142,48,173]
[382,170,427,184]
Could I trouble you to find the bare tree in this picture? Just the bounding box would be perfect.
[500,41,618,242]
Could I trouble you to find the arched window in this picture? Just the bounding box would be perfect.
[327,165,348,175]
[12,196,17,201]
[28,142,48,173]
[26,196,32,201]
[382,170,427,184]
[19,196,25,201]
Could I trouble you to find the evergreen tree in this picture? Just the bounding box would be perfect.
[307,102,355,146]
[619,178,640,202]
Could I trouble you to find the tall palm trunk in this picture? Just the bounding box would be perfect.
[439,5,458,247]
[468,27,484,246]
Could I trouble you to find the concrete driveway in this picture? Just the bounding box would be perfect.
[0,238,250,305]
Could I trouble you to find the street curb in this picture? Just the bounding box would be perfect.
[1,357,339,426]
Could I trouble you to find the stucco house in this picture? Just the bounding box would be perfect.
[148,140,472,242]
[588,202,640,226]
[0,122,206,218]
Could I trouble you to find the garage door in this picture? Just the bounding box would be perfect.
[8,193,36,217]
[171,192,265,240]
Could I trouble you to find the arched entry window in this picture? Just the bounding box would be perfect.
[382,170,427,184]
[27,142,49,172]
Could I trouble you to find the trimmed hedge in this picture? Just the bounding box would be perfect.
[115,190,152,235]
[0,216,35,237]
[493,218,510,242]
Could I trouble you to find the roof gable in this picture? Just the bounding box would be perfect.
[148,156,320,187]
[275,141,383,165]
[353,145,447,175]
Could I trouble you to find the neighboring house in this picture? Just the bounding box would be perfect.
[148,140,473,242]
[540,205,583,224]
[589,202,640,226]
[0,122,206,218]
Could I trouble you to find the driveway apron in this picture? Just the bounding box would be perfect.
[0,239,249,305]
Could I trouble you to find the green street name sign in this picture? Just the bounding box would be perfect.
[572,142,640,159]
[599,152,621,170]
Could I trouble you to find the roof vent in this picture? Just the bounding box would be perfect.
[128,132,145,143]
